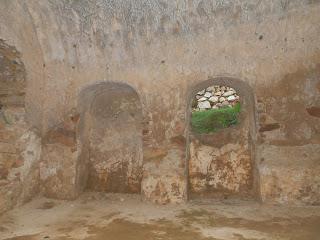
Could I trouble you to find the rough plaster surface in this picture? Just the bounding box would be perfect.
[256,64,320,205]
[142,148,187,204]
[0,39,25,106]
[86,84,143,193]
[0,108,41,215]
[0,39,42,214]
[189,140,253,198]
[40,110,79,200]
[259,144,320,205]
[0,0,319,207]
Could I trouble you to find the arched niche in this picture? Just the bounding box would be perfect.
[185,77,258,201]
[77,82,143,194]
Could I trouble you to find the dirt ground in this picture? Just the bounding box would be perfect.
[0,193,320,240]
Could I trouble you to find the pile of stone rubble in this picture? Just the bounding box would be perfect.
[192,85,239,111]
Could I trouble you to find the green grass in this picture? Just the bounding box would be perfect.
[191,102,241,134]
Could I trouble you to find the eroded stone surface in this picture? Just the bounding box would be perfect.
[142,148,187,204]
[40,111,79,199]
[0,40,42,215]
[256,65,320,205]
[259,144,320,205]
[189,141,253,198]
[0,107,41,214]
[85,85,143,193]
[0,39,25,107]
[0,0,320,209]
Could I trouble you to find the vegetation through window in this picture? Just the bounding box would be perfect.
[191,85,241,134]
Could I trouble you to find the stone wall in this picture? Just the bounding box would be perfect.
[257,65,320,205]
[0,40,41,214]
[0,39,25,107]
[0,0,319,208]
[189,126,253,199]
[40,110,79,199]
[188,79,256,200]
[85,83,143,193]
[193,85,239,111]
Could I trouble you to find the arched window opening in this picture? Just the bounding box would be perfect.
[191,85,241,134]
[187,79,257,201]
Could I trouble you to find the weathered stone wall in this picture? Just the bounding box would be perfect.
[187,78,257,200]
[0,1,45,129]
[0,39,26,107]
[189,118,253,199]
[193,85,239,111]
[40,83,144,199]
[0,40,41,214]
[0,0,319,207]
[85,83,143,193]
[0,111,41,214]
[40,110,79,199]
[257,65,320,205]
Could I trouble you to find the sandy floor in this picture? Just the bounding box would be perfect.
[1,193,320,240]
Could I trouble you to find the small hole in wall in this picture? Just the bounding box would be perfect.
[191,85,241,134]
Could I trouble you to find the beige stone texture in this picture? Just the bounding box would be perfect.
[0,108,41,214]
[0,0,319,210]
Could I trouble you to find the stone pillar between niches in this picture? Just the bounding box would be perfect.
[141,144,187,204]
[140,99,187,204]
[40,111,81,200]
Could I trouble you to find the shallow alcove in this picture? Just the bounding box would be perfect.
[186,78,258,201]
[78,82,143,194]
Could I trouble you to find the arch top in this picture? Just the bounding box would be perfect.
[77,81,142,113]
[78,81,140,98]
[188,77,255,104]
